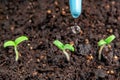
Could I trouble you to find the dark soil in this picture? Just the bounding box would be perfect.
[0,0,120,80]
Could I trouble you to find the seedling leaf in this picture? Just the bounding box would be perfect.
[4,41,15,48]
[64,44,74,51]
[98,39,106,46]
[105,35,115,44]
[53,40,64,50]
[15,36,28,45]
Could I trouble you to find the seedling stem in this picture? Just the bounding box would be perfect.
[63,50,70,61]
[98,45,105,60]
[14,46,19,61]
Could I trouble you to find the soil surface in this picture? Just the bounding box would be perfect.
[0,0,120,80]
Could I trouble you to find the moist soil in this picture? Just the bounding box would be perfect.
[0,0,120,80]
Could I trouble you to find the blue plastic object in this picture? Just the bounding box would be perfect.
[69,0,82,18]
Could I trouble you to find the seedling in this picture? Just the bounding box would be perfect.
[53,40,74,61]
[4,36,28,61]
[98,35,115,60]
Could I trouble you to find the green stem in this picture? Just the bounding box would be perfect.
[63,50,70,61]
[14,46,19,61]
[98,45,105,60]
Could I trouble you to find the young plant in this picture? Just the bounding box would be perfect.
[53,40,74,61]
[4,36,28,61]
[98,35,115,60]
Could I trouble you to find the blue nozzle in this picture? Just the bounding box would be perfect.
[69,0,82,18]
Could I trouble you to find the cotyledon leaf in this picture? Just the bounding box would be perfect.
[53,40,64,50]
[105,35,115,44]
[15,36,28,45]
[64,44,75,52]
[98,39,106,46]
[4,41,15,48]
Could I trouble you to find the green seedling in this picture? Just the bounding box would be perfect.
[53,40,75,61]
[4,36,28,61]
[98,35,115,60]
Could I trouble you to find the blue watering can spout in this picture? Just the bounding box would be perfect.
[69,0,82,18]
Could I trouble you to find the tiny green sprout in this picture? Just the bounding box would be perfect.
[53,40,74,61]
[98,35,115,60]
[4,36,28,61]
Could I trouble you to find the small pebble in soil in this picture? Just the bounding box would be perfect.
[53,15,56,18]
[6,15,9,19]
[85,39,89,44]
[71,24,81,34]
[30,47,33,50]
[65,6,69,9]
[61,10,66,16]
[97,65,103,69]
[54,1,58,6]
[28,19,32,23]
[40,55,46,60]
[107,70,114,74]
[111,1,115,5]
[37,59,40,62]
[27,43,30,46]
[86,54,93,61]
[107,29,113,33]
[62,8,65,11]
[32,71,38,76]
[109,29,113,33]
[10,26,14,31]
[110,70,115,74]
[108,45,112,50]
[47,10,52,14]
[105,4,110,10]
[113,55,118,61]
[27,44,33,49]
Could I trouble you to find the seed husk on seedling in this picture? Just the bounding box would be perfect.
[4,36,28,61]
[53,40,74,61]
[98,35,115,60]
